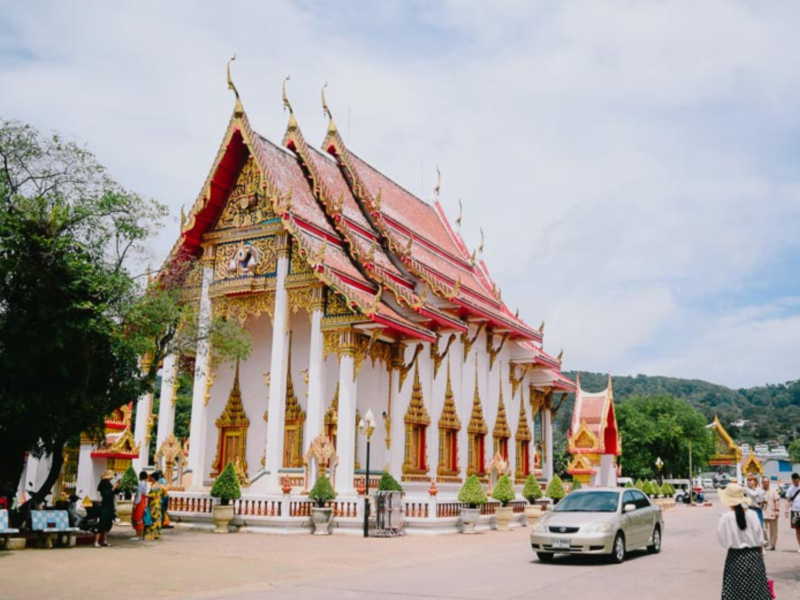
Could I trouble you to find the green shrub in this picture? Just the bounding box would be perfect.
[210,462,242,505]
[308,474,336,508]
[458,475,488,508]
[641,480,653,497]
[491,475,515,507]
[522,474,543,504]
[624,480,634,488]
[120,466,139,500]
[665,483,675,495]
[545,475,566,501]
[570,479,582,492]
[650,482,661,497]
[377,470,404,494]
[635,479,644,490]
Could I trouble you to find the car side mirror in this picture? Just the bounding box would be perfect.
[624,503,636,513]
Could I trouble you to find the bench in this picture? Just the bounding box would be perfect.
[0,509,20,550]
[30,510,81,549]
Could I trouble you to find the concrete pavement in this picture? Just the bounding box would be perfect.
[1,496,798,600]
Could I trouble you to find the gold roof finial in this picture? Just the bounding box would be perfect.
[227,55,244,118]
[556,349,564,364]
[538,320,545,335]
[282,75,297,130]
[434,166,441,197]
[455,198,462,228]
[321,82,337,134]
[478,227,484,254]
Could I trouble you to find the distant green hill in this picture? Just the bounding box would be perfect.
[558,372,800,446]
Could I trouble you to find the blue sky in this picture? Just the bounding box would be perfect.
[1,0,799,388]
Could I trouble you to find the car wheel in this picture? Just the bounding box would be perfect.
[610,532,626,564]
[537,552,555,563]
[647,526,661,554]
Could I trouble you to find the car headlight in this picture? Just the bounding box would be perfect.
[532,522,548,533]
[582,522,613,533]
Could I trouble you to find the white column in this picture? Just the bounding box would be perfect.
[542,408,554,481]
[155,353,177,459]
[75,443,97,500]
[264,239,290,493]
[132,390,152,471]
[335,347,357,495]
[304,301,326,452]
[187,257,214,489]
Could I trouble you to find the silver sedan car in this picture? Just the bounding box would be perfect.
[530,487,664,563]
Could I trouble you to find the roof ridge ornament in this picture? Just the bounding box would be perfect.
[434,166,441,198]
[227,55,244,118]
[321,82,337,134]
[478,227,484,255]
[282,75,297,130]
[455,198,462,229]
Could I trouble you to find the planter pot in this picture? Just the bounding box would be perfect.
[460,507,480,534]
[494,506,513,531]
[524,504,542,527]
[212,503,235,533]
[117,500,133,524]
[311,507,333,535]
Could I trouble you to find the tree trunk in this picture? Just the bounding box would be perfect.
[34,441,65,505]
[0,438,28,498]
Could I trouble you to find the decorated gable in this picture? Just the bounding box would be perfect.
[213,154,276,231]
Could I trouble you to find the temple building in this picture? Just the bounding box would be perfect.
[22,69,577,529]
[566,374,620,487]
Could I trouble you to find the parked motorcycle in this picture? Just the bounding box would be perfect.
[67,494,103,534]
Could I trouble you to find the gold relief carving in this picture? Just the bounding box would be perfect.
[529,385,545,417]
[170,363,180,407]
[204,354,217,407]
[213,155,276,230]
[430,333,456,379]
[467,360,488,478]
[325,290,353,317]
[493,383,511,441]
[486,331,509,370]
[287,285,323,320]
[283,334,306,469]
[214,237,278,280]
[509,364,531,399]
[215,292,276,327]
[211,360,250,478]
[397,344,424,393]
[353,329,382,381]
[289,242,313,276]
[322,330,341,360]
[461,321,487,363]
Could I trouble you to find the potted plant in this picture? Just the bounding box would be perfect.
[117,466,139,524]
[545,474,566,505]
[522,474,544,526]
[377,470,404,493]
[209,461,241,533]
[641,480,653,498]
[491,474,515,531]
[308,475,336,535]
[457,475,487,534]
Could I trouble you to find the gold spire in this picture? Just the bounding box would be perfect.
[468,356,487,435]
[227,55,244,118]
[216,359,249,428]
[478,227,484,255]
[404,364,431,425]
[434,166,441,197]
[285,332,305,420]
[493,377,510,440]
[516,390,531,442]
[322,82,337,134]
[438,359,461,430]
[455,198,462,228]
[282,75,297,131]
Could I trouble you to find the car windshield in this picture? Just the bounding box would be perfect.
[553,491,620,513]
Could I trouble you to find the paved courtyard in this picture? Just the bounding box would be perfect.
[2,495,798,600]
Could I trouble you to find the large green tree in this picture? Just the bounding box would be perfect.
[615,395,713,481]
[0,119,247,502]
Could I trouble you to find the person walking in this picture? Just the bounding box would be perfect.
[144,473,163,541]
[717,483,771,600]
[785,472,800,553]
[95,470,120,548]
[761,477,780,550]
[130,471,149,541]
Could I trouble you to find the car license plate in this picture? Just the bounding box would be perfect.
[552,538,570,549]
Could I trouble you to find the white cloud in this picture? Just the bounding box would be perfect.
[2,0,800,386]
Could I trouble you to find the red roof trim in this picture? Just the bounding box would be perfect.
[371,314,436,342]
[91,451,139,459]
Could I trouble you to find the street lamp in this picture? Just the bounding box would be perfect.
[655,457,664,486]
[358,408,376,538]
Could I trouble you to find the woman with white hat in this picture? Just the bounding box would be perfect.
[95,470,120,548]
[717,482,772,600]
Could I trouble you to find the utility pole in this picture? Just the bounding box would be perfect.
[688,439,693,507]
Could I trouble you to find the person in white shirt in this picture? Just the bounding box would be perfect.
[761,477,780,551]
[785,472,800,553]
[744,476,765,528]
[717,483,771,600]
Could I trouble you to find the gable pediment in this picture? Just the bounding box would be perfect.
[212,154,277,232]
